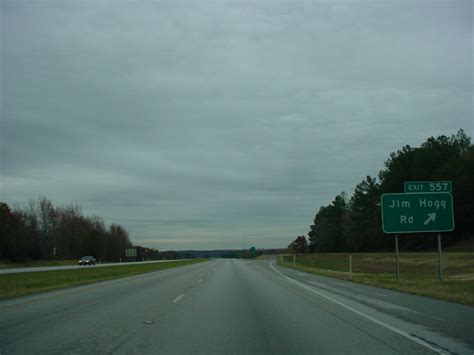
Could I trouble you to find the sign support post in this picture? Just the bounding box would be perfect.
[437,233,443,281]
[395,235,400,281]
[349,254,352,280]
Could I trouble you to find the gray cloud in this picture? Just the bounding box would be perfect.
[1,0,472,250]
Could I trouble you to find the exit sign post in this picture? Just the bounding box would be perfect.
[381,192,454,234]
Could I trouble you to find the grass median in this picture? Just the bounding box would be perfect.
[278,253,474,306]
[0,259,208,300]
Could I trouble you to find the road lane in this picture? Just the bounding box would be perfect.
[268,260,474,351]
[1,259,473,354]
[0,259,186,274]
[0,259,214,354]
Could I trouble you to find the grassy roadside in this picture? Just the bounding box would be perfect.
[278,253,474,306]
[0,259,207,300]
[0,260,79,269]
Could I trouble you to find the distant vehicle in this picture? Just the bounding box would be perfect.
[78,256,97,266]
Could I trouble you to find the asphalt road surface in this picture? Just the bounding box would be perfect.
[1,259,473,354]
[0,259,185,275]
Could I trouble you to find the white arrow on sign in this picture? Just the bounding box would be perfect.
[424,213,436,225]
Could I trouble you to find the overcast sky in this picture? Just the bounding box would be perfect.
[1,0,472,250]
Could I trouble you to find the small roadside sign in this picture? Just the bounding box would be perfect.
[125,248,137,257]
[404,181,452,193]
[381,192,454,234]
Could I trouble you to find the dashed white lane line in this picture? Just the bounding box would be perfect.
[172,294,184,304]
[198,279,203,283]
[270,261,448,355]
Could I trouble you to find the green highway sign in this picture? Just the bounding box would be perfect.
[404,181,452,193]
[381,192,454,234]
[125,248,137,257]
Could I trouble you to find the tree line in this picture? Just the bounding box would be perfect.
[0,197,158,262]
[288,129,473,253]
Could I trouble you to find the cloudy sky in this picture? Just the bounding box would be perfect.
[1,0,472,250]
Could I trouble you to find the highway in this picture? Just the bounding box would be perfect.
[1,259,473,354]
[0,259,185,275]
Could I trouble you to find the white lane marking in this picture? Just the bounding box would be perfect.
[198,279,203,283]
[172,294,184,304]
[270,261,447,355]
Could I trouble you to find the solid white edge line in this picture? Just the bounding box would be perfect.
[172,294,184,304]
[270,261,448,355]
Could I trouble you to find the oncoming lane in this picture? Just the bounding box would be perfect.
[0,259,186,275]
